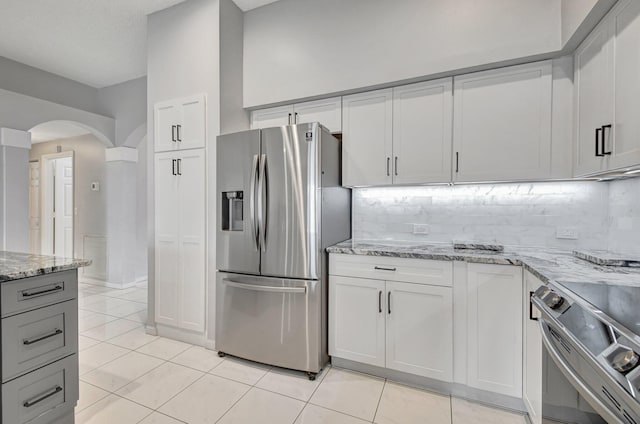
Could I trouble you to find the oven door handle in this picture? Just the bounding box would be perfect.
[539,321,625,424]
[223,279,306,294]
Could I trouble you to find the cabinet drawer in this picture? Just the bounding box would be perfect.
[1,270,77,318]
[2,300,78,382]
[329,254,453,286]
[2,354,78,424]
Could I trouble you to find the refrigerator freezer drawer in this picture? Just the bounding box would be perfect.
[216,272,324,374]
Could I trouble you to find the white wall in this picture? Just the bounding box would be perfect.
[561,0,598,45]
[353,182,610,250]
[243,0,562,107]
[30,135,107,267]
[135,137,148,281]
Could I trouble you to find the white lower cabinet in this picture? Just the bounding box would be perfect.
[386,281,453,381]
[466,263,523,398]
[329,276,385,367]
[523,271,544,424]
[329,255,453,382]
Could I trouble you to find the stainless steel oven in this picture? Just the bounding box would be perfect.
[533,282,640,424]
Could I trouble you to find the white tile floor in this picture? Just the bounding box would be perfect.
[76,281,528,424]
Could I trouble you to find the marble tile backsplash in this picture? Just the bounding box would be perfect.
[608,178,640,256]
[353,182,611,250]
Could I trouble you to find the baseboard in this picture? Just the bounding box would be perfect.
[156,323,207,347]
[145,324,158,336]
[79,276,140,290]
[134,276,148,286]
[331,357,526,414]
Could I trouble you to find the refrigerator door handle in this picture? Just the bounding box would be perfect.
[258,154,268,252]
[223,279,306,294]
[250,154,260,251]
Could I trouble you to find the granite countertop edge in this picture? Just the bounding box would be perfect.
[327,241,640,287]
[0,251,92,283]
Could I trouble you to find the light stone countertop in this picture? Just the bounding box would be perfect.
[0,251,91,282]
[327,240,640,287]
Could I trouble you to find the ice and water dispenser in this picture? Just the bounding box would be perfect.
[221,191,243,231]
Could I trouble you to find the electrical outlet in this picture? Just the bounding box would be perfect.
[413,224,429,235]
[556,227,579,240]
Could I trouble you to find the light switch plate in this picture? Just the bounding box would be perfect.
[413,224,429,235]
[556,227,578,240]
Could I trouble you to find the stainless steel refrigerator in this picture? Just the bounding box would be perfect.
[216,123,350,379]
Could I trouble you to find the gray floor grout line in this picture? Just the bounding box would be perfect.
[151,370,209,414]
[371,378,386,424]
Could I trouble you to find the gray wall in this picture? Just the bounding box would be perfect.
[0,56,104,115]
[98,77,147,146]
[30,135,107,264]
[136,137,148,281]
[243,0,562,107]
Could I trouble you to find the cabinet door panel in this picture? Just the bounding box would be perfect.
[177,149,206,332]
[574,21,610,176]
[251,105,294,129]
[524,271,543,424]
[179,95,206,150]
[342,89,393,187]
[453,62,552,182]
[155,152,180,327]
[393,79,452,184]
[609,0,640,170]
[154,102,181,153]
[386,281,453,381]
[467,263,523,397]
[294,97,342,133]
[329,276,385,367]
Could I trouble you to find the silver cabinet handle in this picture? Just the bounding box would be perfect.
[388,291,391,314]
[374,266,396,271]
[177,158,182,176]
[224,279,306,294]
[172,159,177,175]
[23,329,63,345]
[176,124,182,142]
[171,125,176,142]
[258,154,268,252]
[250,154,260,251]
[378,290,382,313]
[394,156,398,176]
[294,112,299,124]
[386,157,390,176]
[288,113,292,125]
[21,284,63,298]
[23,386,63,408]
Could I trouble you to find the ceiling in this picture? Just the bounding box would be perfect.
[30,121,91,143]
[0,0,278,88]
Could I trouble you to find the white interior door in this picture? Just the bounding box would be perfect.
[40,153,74,257]
[53,157,73,258]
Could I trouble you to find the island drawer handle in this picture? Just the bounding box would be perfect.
[23,386,63,408]
[374,266,396,272]
[21,285,63,298]
[23,329,63,345]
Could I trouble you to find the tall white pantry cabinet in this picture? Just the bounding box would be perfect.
[153,95,206,335]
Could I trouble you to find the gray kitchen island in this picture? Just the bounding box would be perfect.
[0,251,90,424]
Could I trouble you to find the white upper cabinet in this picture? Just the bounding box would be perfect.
[574,18,611,176]
[466,263,523,398]
[293,97,342,132]
[250,105,294,129]
[453,61,553,182]
[154,94,206,153]
[250,97,342,133]
[392,79,453,184]
[608,0,640,170]
[342,89,394,187]
[574,0,640,175]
